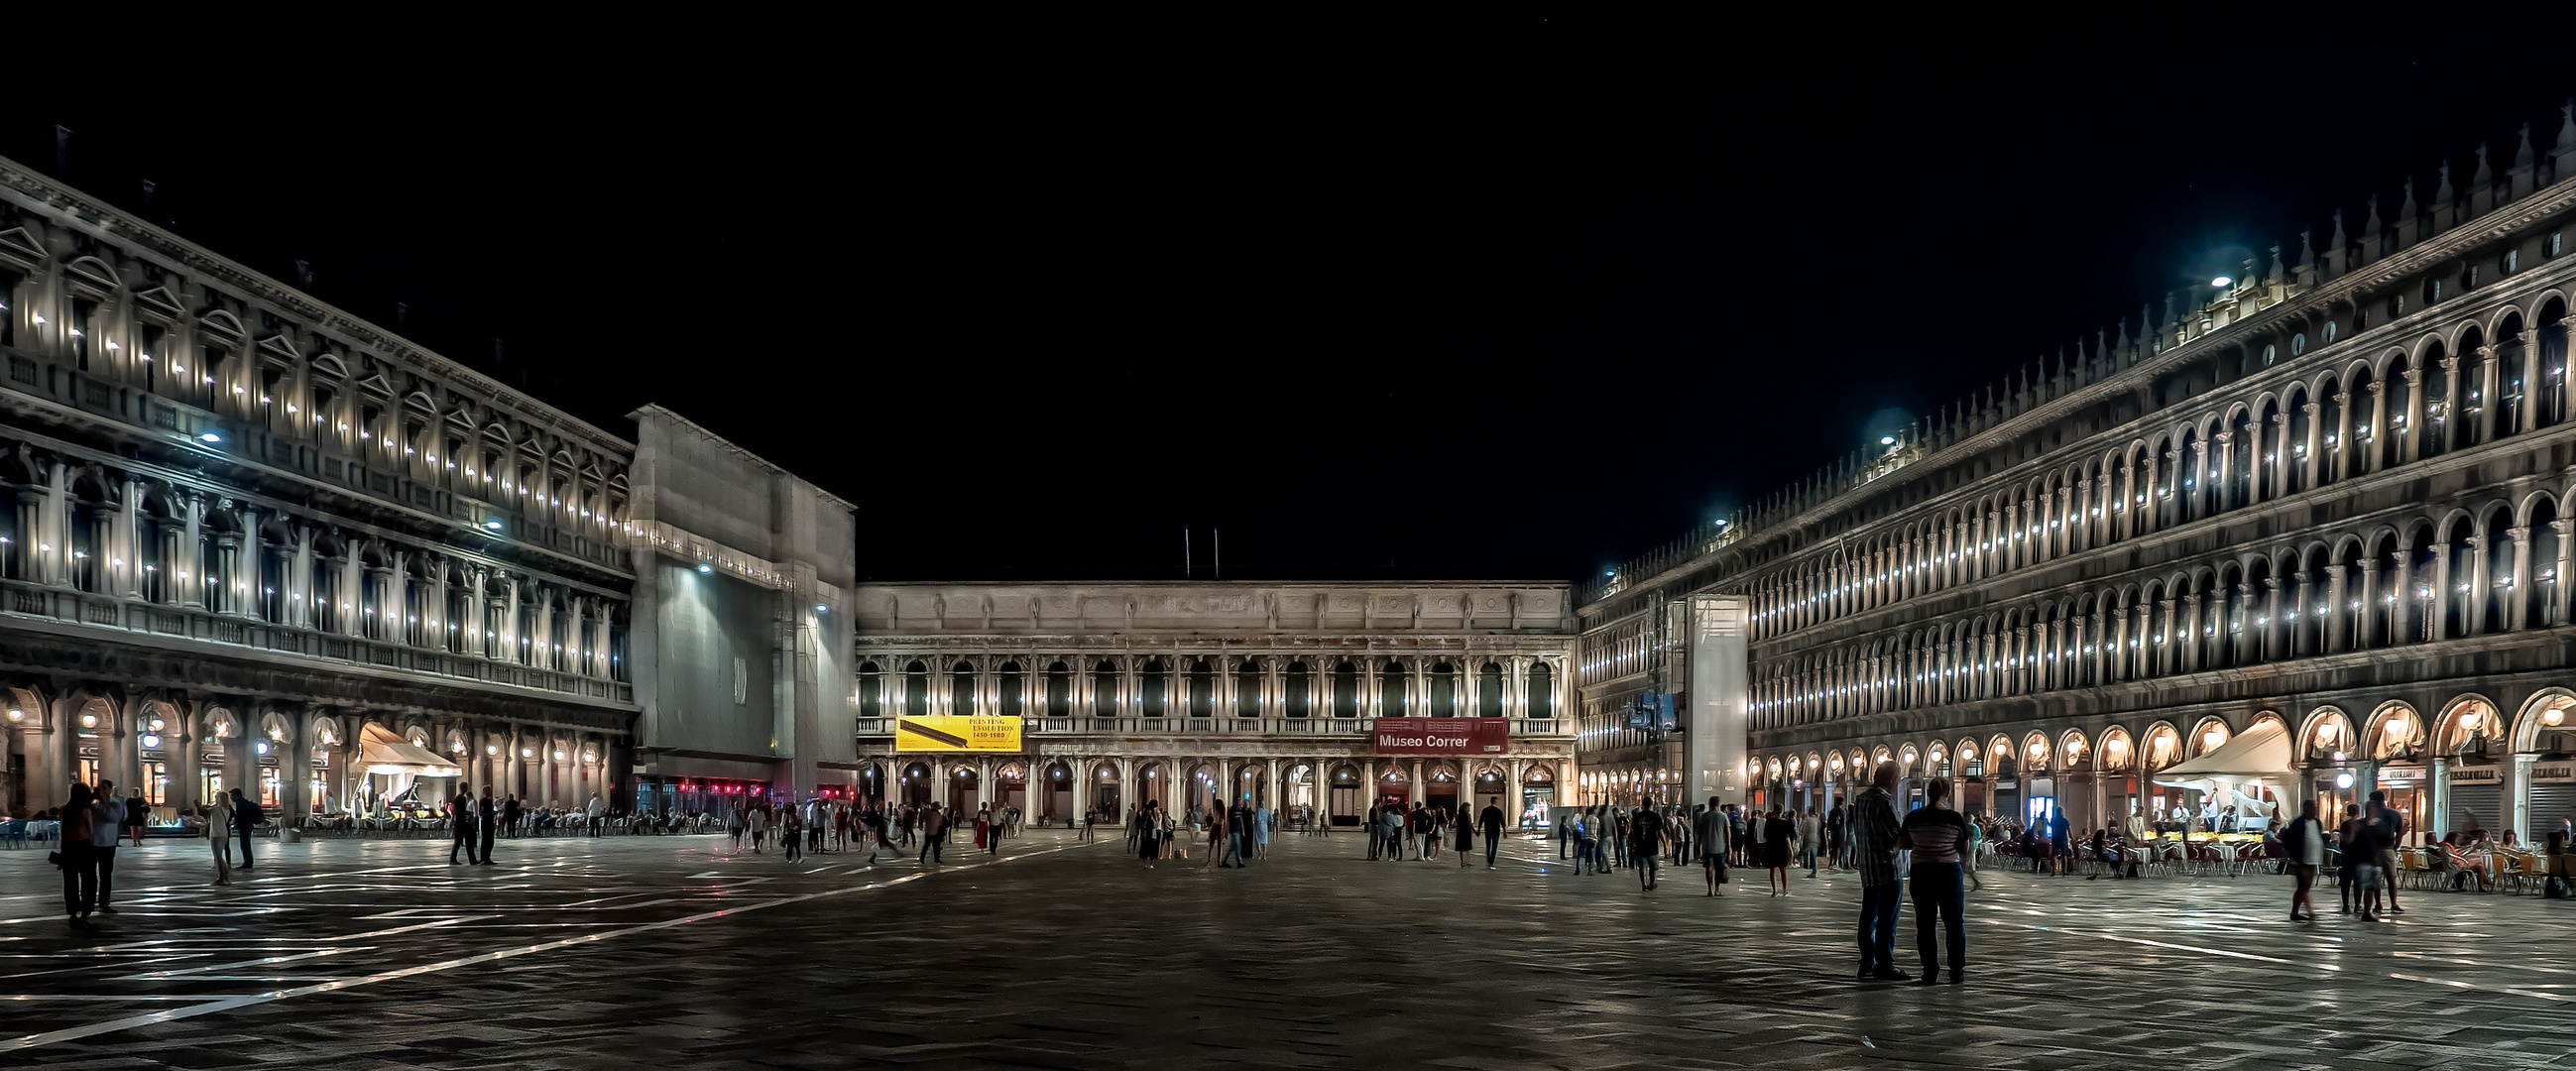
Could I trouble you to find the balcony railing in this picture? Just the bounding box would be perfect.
[0,578,632,705]
[854,715,1568,739]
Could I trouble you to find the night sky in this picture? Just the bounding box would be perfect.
[11,13,2576,585]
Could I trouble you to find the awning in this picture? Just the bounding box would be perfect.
[360,724,461,777]
[2151,721,2292,792]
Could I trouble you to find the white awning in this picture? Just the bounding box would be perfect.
[360,724,461,777]
[2151,721,2292,791]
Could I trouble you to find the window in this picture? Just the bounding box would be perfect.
[2424,278,2443,303]
[2550,231,2565,259]
[2289,332,2307,357]
[70,299,93,369]
[2262,344,2277,367]
[2322,320,2338,343]
[2390,295,2405,319]
[2502,248,2520,276]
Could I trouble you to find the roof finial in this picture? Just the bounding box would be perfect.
[2296,229,2314,271]
[2472,143,2494,189]
[2363,193,2383,237]
[2516,122,2535,170]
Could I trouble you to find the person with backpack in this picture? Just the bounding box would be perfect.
[2280,798,2326,922]
[1630,804,1666,891]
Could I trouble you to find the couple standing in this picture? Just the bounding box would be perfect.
[1848,761,1971,985]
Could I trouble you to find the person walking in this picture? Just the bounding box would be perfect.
[1897,777,1970,985]
[728,801,747,850]
[2366,790,2406,915]
[58,782,100,931]
[229,787,261,871]
[1964,814,1985,891]
[748,802,769,853]
[586,793,607,837]
[2282,797,2325,922]
[1254,801,1272,860]
[1799,808,1821,879]
[449,785,476,865]
[1631,803,1666,891]
[782,807,805,863]
[1764,806,1794,896]
[502,794,523,839]
[1851,761,1908,981]
[1743,804,1763,874]
[90,780,123,914]
[206,788,234,886]
[123,786,149,848]
[475,786,498,865]
[1453,801,1475,869]
[1696,796,1729,896]
[1822,803,1844,871]
[1479,798,1506,870]
[919,803,948,865]
[1557,811,1573,860]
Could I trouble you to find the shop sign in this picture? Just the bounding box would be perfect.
[1372,717,1510,756]
[2377,765,2426,784]
[2448,765,2504,784]
[1996,778,2018,789]
[2533,762,2576,783]
[895,715,1023,754]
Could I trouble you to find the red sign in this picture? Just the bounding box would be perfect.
[1372,717,1510,756]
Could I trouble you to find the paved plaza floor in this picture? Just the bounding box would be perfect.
[0,828,2569,1069]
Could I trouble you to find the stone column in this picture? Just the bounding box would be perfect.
[2299,403,2322,491]
[2476,345,2501,444]
[2330,392,2354,484]
[2323,565,2349,654]
[2393,551,2416,644]
[2554,519,2575,628]
[2400,368,2424,464]
[2510,527,2533,632]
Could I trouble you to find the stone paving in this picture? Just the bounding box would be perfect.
[0,827,2569,1070]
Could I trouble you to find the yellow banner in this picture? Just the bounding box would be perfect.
[896,715,1023,754]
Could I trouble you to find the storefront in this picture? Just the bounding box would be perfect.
[2443,761,2504,835]
[2376,765,2427,845]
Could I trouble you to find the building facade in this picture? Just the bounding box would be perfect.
[1581,116,2576,843]
[848,581,1579,826]
[0,155,855,821]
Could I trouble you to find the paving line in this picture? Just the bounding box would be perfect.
[0,839,1096,1053]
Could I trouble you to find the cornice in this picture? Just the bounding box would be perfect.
[0,155,635,460]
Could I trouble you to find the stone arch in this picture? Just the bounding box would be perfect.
[2367,700,2426,760]
[2512,689,2576,753]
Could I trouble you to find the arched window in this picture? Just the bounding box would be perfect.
[1093,660,1118,717]
[1429,662,1457,717]
[1477,662,1504,717]
[1188,659,1214,717]
[996,661,1023,717]
[1284,661,1311,718]
[1140,658,1167,718]
[858,661,882,718]
[1045,661,1071,717]
[904,660,929,717]
[1380,661,1408,717]
[1234,659,1261,717]
[1528,661,1554,719]
[950,661,975,716]
[2289,332,2306,357]
[1333,661,1360,718]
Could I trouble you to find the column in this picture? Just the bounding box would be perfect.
[2477,345,2501,444]
[2554,519,2574,628]
[2365,381,2389,474]
[2323,565,2349,654]
[1409,759,1424,806]
[2330,392,2354,484]
[2299,403,2321,491]
[2400,368,2424,464]
[2510,527,2533,632]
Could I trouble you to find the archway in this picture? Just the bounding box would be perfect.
[901,761,933,807]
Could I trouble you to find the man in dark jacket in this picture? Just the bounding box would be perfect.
[229,787,262,870]
[1478,801,1506,869]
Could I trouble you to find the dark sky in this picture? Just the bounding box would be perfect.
[11,12,2576,583]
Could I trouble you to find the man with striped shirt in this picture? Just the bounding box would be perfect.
[1849,761,1907,981]
[1899,778,1971,985]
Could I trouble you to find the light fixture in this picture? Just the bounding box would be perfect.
[199,431,222,443]
[2211,276,2233,288]
[697,563,713,573]
[4,709,20,722]
[484,519,505,531]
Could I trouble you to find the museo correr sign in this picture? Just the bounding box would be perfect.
[1372,717,1510,756]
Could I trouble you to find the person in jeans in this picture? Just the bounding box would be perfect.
[1630,804,1665,891]
[2281,798,2326,922]
[2367,789,2405,914]
[1695,797,1729,896]
[1899,777,1970,985]
[1850,761,1908,981]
